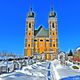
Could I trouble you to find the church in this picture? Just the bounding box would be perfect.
[24,6,58,60]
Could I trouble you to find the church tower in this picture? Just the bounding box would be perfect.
[48,7,58,59]
[24,7,35,57]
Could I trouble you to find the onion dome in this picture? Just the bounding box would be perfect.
[28,7,34,18]
[49,7,56,17]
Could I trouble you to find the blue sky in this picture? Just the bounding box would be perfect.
[0,0,80,55]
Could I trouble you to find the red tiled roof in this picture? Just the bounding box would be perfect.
[72,57,80,62]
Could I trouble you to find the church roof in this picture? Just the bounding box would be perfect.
[34,26,49,37]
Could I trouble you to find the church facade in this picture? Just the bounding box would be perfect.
[24,7,58,60]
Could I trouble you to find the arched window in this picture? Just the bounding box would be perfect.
[46,40,49,42]
[29,33,31,35]
[52,23,55,28]
[28,44,30,47]
[34,39,37,42]
[53,44,55,47]
[29,23,31,28]
[53,32,54,35]
[40,39,43,41]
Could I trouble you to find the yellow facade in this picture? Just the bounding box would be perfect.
[24,7,58,60]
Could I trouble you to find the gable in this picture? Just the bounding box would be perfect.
[34,26,49,37]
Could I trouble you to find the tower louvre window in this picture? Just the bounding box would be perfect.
[29,23,31,28]
[52,23,55,28]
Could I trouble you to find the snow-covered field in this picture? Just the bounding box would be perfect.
[0,61,51,80]
[51,59,80,80]
[0,60,80,80]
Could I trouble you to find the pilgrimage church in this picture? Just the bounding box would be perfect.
[24,5,58,60]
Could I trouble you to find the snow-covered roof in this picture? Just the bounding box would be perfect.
[58,52,65,56]
[76,47,80,51]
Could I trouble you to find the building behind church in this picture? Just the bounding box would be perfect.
[24,6,58,60]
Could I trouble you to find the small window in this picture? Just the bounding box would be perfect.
[53,44,55,47]
[29,33,31,35]
[50,39,52,47]
[46,40,49,42]
[50,25,51,28]
[52,23,55,28]
[40,39,43,41]
[25,39,27,42]
[25,44,27,47]
[29,23,31,28]
[28,44,30,47]
[53,32,54,35]
[34,39,37,42]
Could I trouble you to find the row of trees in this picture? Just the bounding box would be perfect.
[0,51,16,58]
[68,50,73,56]
[68,49,80,57]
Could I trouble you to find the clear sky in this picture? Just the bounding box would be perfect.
[0,0,80,55]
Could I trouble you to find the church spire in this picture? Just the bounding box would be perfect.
[51,0,54,11]
[30,4,32,11]
[49,0,56,18]
[28,6,34,18]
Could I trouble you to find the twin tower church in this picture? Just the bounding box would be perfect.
[24,6,58,60]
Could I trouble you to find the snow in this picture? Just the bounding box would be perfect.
[1,60,79,80]
[32,64,38,69]
[0,74,11,78]
[0,60,80,80]
[76,47,80,51]
[37,72,45,77]
[36,62,42,65]
[56,65,63,69]
[31,72,45,77]
[39,66,46,70]
[70,64,80,72]
[0,61,50,80]
[51,61,60,80]
[22,70,32,76]
[15,69,32,76]
[15,62,47,77]
[23,65,33,70]
[51,59,80,80]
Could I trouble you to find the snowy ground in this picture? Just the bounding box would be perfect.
[51,59,80,80]
[0,60,80,80]
[0,61,52,80]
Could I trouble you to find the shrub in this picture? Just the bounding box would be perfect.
[72,66,79,69]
